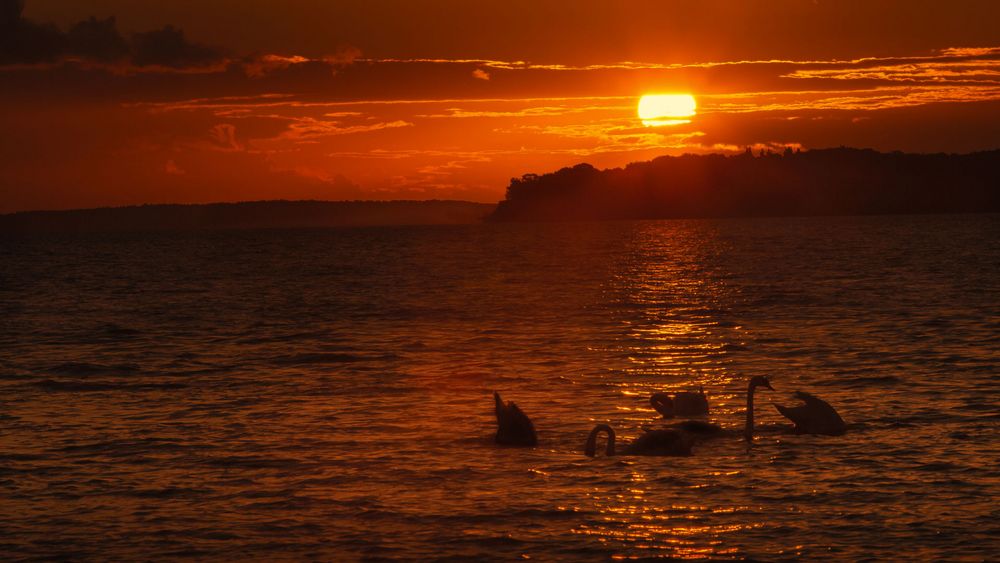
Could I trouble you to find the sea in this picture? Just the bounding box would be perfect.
[1,214,998,561]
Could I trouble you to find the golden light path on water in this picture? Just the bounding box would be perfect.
[570,223,758,558]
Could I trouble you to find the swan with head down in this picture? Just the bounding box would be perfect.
[585,424,693,457]
[650,387,709,418]
[493,391,538,446]
[775,390,847,436]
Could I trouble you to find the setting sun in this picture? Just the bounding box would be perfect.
[638,94,697,126]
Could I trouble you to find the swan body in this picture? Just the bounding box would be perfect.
[668,419,724,436]
[775,391,847,436]
[650,388,708,418]
[648,376,774,443]
[494,391,537,446]
[585,424,692,457]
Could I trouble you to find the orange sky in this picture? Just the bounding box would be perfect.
[3,0,1000,212]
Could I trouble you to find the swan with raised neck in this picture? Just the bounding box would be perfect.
[744,376,775,442]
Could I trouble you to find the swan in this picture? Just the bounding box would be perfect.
[775,391,847,436]
[494,391,537,446]
[666,419,725,437]
[585,424,693,457]
[743,375,774,442]
[650,387,709,418]
[654,376,773,442]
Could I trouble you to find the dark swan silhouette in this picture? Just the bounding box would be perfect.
[650,387,709,418]
[743,375,775,442]
[494,391,538,446]
[775,391,847,436]
[585,424,693,457]
[655,376,774,442]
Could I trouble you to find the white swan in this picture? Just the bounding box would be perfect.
[650,387,709,418]
[775,391,847,436]
[584,424,692,457]
[494,391,537,446]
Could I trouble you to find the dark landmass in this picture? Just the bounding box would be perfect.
[489,147,1000,222]
[0,200,496,234]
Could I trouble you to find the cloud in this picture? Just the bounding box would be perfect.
[0,0,224,69]
[417,104,628,119]
[1,2,366,77]
[277,117,414,142]
[130,25,224,68]
[242,47,361,79]
[164,159,185,175]
[243,54,310,78]
[207,123,242,151]
[472,68,490,81]
[322,46,361,66]
[66,16,129,62]
[0,0,64,64]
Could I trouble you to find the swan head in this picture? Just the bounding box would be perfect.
[749,376,774,391]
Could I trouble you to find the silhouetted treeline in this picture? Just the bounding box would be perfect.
[0,200,496,234]
[488,148,1000,221]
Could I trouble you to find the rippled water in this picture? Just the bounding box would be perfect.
[1,215,998,561]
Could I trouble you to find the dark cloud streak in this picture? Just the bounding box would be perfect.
[66,16,129,62]
[0,0,224,68]
[0,0,64,64]
[132,24,223,68]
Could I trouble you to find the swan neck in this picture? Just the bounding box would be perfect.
[585,424,615,457]
[744,384,755,442]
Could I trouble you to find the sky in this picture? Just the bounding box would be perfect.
[2,0,1000,212]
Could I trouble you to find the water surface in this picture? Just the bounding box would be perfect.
[1,215,998,560]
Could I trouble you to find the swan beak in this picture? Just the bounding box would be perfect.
[765,382,775,391]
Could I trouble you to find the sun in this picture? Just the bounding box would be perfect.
[638,94,697,126]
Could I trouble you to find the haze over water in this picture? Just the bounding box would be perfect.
[1,214,998,560]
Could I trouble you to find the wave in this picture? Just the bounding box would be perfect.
[268,352,375,366]
[30,379,187,392]
[817,375,903,388]
[45,362,140,376]
[57,438,200,455]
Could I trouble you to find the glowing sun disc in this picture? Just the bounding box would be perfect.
[638,94,697,126]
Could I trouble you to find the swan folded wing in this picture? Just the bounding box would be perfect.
[673,390,709,416]
[650,393,674,418]
[494,392,538,446]
[494,391,506,419]
[775,391,847,436]
[794,391,827,407]
[774,403,813,427]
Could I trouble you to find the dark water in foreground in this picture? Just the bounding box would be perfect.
[1,215,998,561]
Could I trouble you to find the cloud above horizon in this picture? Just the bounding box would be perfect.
[0,0,229,69]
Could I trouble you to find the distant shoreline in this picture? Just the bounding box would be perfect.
[4,147,1000,234]
[0,200,497,234]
